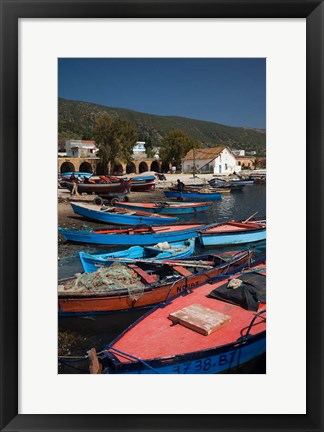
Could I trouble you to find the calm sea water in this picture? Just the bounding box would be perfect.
[58,184,266,374]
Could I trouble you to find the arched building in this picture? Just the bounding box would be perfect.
[58,157,162,175]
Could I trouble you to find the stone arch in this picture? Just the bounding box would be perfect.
[150,160,160,172]
[112,163,124,175]
[79,161,93,173]
[139,161,148,173]
[96,162,108,175]
[60,161,75,174]
[126,162,136,174]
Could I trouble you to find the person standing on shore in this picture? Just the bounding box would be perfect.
[70,175,80,196]
[177,179,185,192]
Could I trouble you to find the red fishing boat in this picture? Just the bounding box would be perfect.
[90,260,266,374]
[58,250,253,316]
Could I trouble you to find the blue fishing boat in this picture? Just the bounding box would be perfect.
[90,261,266,374]
[70,203,178,226]
[115,201,213,215]
[58,223,205,245]
[60,171,93,179]
[199,220,266,246]
[131,175,156,182]
[79,239,195,273]
[164,191,222,201]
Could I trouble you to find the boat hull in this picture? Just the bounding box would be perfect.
[60,172,93,179]
[58,251,251,316]
[130,180,156,191]
[64,181,131,194]
[199,229,266,246]
[164,191,222,201]
[58,225,203,245]
[71,203,177,226]
[79,239,195,273]
[230,180,254,186]
[115,201,213,215]
[101,331,266,374]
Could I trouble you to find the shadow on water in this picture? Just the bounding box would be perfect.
[58,184,266,374]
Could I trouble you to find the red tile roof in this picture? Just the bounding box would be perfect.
[183,147,226,161]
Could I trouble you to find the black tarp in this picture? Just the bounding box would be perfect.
[208,272,266,312]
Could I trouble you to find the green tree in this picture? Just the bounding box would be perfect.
[93,113,138,173]
[159,130,201,169]
[144,135,155,157]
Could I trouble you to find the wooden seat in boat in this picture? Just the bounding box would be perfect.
[128,264,157,284]
[172,265,193,277]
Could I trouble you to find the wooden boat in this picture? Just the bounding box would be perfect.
[131,175,156,182]
[208,179,244,191]
[229,179,254,186]
[100,175,156,191]
[79,239,195,273]
[58,249,253,316]
[89,260,266,373]
[183,185,231,194]
[115,201,213,215]
[199,220,266,246]
[64,180,131,195]
[58,223,206,245]
[60,171,93,179]
[130,180,156,192]
[70,203,178,226]
[164,191,222,201]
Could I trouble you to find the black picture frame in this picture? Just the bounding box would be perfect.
[1,1,323,431]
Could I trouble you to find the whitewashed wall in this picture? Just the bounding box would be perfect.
[213,148,240,174]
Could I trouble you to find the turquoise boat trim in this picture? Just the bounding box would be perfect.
[164,191,222,201]
[115,202,212,215]
[199,229,266,246]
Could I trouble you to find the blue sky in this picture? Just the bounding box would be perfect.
[58,58,266,129]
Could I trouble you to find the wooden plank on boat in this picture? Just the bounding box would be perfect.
[128,264,157,284]
[168,304,231,336]
[172,265,193,277]
[88,348,102,374]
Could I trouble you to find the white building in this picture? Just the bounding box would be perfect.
[133,141,146,154]
[182,146,241,175]
[153,147,160,159]
[65,140,99,158]
[232,149,245,157]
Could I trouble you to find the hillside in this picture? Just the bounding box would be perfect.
[58,98,266,155]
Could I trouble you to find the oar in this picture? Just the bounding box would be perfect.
[243,212,259,223]
[94,257,214,269]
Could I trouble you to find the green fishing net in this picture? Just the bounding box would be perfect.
[58,262,145,300]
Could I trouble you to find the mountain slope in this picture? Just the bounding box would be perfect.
[58,98,266,155]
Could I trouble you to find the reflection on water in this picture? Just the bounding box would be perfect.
[58,184,266,374]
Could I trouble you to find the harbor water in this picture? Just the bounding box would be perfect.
[58,184,266,374]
